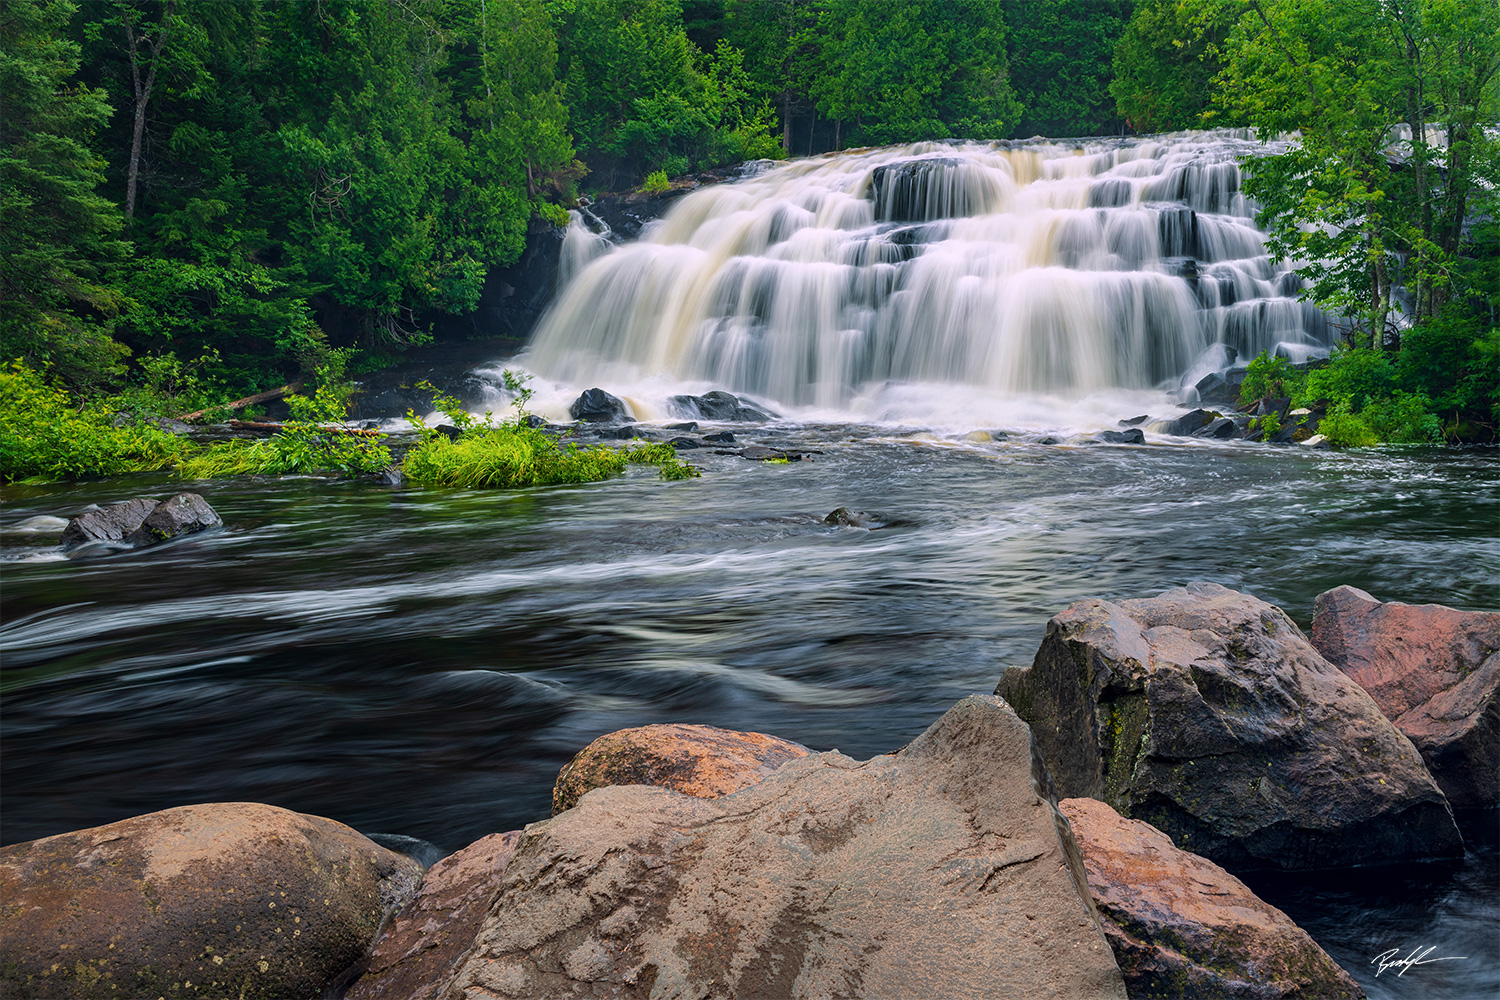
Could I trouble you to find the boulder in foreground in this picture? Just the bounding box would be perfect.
[552,722,810,814]
[0,802,422,1000]
[125,492,222,546]
[996,582,1460,870]
[1060,797,1364,1000]
[347,831,520,1000]
[60,493,221,556]
[59,497,159,552]
[438,696,1126,999]
[1311,585,1499,807]
[568,387,632,423]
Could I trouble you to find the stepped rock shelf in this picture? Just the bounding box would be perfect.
[4,583,1487,999]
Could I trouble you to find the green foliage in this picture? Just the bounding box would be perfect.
[111,349,226,420]
[1004,0,1134,136]
[624,440,701,479]
[0,0,131,387]
[1238,351,1301,404]
[402,426,628,488]
[1110,0,1244,132]
[0,360,186,481]
[1315,400,1380,449]
[1252,410,1282,441]
[641,169,672,194]
[178,357,389,478]
[1295,348,1396,412]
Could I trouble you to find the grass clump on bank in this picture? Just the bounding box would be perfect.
[403,426,629,488]
[624,441,701,480]
[177,364,390,479]
[0,361,188,482]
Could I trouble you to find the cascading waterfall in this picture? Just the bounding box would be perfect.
[526,130,1332,415]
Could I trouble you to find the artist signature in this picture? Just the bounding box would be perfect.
[1371,946,1468,977]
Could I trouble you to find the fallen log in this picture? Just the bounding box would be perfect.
[178,381,304,423]
[227,419,383,438]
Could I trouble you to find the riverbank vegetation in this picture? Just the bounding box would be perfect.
[3,0,1496,448]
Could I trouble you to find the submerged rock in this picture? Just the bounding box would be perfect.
[552,723,810,815]
[569,387,632,423]
[125,492,222,547]
[1311,585,1500,807]
[1060,797,1363,1000]
[701,429,735,443]
[667,436,700,449]
[995,582,1461,870]
[1099,429,1146,445]
[825,506,876,527]
[347,831,521,1000]
[0,802,422,1000]
[667,389,775,422]
[437,696,1126,999]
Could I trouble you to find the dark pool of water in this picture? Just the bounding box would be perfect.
[3,429,1496,994]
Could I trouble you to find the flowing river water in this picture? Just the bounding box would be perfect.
[2,132,1496,997]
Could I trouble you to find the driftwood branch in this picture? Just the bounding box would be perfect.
[227,420,382,438]
[178,381,304,423]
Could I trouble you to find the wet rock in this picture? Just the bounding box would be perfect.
[701,430,735,443]
[522,414,547,428]
[124,493,222,547]
[1119,415,1149,427]
[1192,370,1247,407]
[434,423,463,441]
[0,802,423,1000]
[1191,416,1237,439]
[593,424,645,440]
[59,497,159,552]
[1152,409,1219,437]
[1060,798,1363,1000]
[667,436,700,449]
[664,421,699,432]
[347,832,521,1000]
[1311,586,1500,806]
[825,506,876,527]
[569,387,632,423]
[1099,429,1146,445]
[440,697,1127,999]
[1037,436,1062,445]
[735,445,800,461]
[995,582,1460,870]
[552,723,810,815]
[667,390,775,422]
[373,465,405,487]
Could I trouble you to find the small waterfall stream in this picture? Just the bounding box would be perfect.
[527,130,1332,414]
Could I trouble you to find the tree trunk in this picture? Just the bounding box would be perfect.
[120,1,173,222]
[782,92,793,152]
[808,108,816,155]
[835,119,841,151]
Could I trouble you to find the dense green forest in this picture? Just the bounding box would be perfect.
[2,0,1497,448]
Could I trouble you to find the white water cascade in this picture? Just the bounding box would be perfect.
[526,131,1331,420]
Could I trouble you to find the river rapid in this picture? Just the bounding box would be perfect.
[4,131,1499,996]
[2,433,1496,997]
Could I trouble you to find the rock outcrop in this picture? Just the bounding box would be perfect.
[667,390,775,422]
[996,583,1461,871]
[552,723,810,814]
[60,494,221,556]
[347,832,521,1000]
[0,802,422,1000]
[125,492,222,547]
[59,497,161,552]
[1060,797,1364,1000]
[1311,585,1500,806]
[569,387,632,423]
[433,696,1126,999]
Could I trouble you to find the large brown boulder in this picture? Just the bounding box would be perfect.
[431,696,1126,999]
[348,831,520,1000]
[0,802,422,1000]
[1311,585,1500,806]
[551,722,811,814]
[996,582,1460,871]
[1060,797,1364,1000]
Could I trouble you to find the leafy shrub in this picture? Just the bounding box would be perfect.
[1294,347,1397,411]
[1315,400,1379,448]
[1238,351,1301,404]
[1359,391,1443,444]
[1252,410,1282,441]
[177,359,389,478]
[624,441,701,480]
[640,170,671,195]
[0,360,188,481]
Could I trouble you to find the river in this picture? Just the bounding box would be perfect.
[3,130,1498,997]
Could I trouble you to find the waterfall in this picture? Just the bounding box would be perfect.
[526,131,1331,415]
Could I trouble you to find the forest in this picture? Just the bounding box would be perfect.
[2,0,1497,444]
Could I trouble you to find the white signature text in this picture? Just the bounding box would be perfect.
[1371,946,1468,977]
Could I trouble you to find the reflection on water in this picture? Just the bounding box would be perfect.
[2,429,1496,995]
